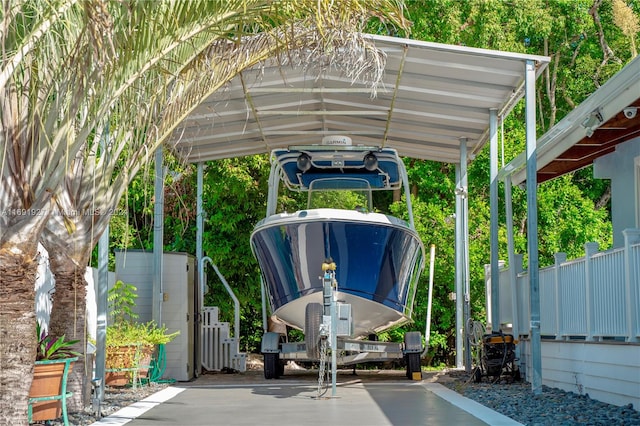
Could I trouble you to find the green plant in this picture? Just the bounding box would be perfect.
[108,280,139,325]
[106,280,179,348]
[36,322,80,361]
[142,322,179,345]
[106,321,179,347]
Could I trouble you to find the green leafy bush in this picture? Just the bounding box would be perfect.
[107,280,179,348]
[36,321,80,360]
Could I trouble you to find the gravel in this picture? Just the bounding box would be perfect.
[439,369,640,426]
[40,367,639,425]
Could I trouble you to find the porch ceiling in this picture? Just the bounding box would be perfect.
[507,55,640,185]
[171,34,549,165]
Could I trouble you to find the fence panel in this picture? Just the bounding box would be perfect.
[491,236,640,342]
[539,267,558,337]
[558,259,587,337]
[591,249,626,337]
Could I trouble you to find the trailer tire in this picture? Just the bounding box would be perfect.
[305,303,323,359]
[406,352,421,379]
[264,353,280,379]
[474,367,482,383]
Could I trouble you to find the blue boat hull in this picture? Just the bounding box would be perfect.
[251,209,424,337]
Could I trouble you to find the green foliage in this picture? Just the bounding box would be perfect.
[308,188,370,210]
[36,322,80,361]
[107,280,179,347]
[106,321,179,347]
[108,280,139,326]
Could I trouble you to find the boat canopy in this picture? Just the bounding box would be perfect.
[273,146,403,192]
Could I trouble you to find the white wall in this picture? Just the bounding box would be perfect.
[519,339,640,408]
[594,136,640,248]
[35,243,114,341]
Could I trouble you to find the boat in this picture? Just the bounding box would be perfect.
[251,137,425,342]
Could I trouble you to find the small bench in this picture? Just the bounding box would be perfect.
[29,357,77,426]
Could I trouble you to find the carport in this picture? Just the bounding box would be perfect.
[95,34,550,393]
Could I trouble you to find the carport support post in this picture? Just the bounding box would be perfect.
[525,59,542,395]
[504,175,520,356]
[461,138,471,372]
[455,165,463,369]
[196,162,204,376]
[454,138,469,370]
[153,146,164,325]
[197,162,204,304]
[490,108,500,332]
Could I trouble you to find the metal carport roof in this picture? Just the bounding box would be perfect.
[171,34,549,164]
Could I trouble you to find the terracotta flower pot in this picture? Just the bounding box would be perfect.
[29,359,75,421]
[105,345,154,386]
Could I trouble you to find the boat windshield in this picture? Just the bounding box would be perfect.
[307,178,373,211]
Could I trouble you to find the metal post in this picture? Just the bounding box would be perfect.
[195,162,204,377]
[95,126,110,403]
[454,165,464,369]
[95,225,108,402]
[490,109,500,332]
[525,59,542,395]
[460,138,471,372]
[153,146,164,325]
[197,163,204,307]
[505,175,520,359]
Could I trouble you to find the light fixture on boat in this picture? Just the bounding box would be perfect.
[363,152,378,171]
[297,153,312,172]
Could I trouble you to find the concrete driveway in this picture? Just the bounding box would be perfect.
[92,369,521,426]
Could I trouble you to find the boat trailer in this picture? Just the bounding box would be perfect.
[261,260,424,396]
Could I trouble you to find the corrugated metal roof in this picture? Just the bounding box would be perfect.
[172,34,549,164]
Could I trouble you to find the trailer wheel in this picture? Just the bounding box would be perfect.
[405,352,421,379]
[474,367,482,383]
[305,303,323,359]
[264,353,280,379]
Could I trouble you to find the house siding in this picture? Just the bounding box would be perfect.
[594,137,640,248]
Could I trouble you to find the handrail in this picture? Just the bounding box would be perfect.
[200,256,240,339]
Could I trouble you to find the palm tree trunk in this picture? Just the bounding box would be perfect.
[0,250,38,424]
[47,250,90,412]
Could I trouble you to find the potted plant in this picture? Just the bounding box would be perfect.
[29,322,80,422]
[105,280,179,386]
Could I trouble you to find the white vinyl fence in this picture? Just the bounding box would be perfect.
[485,229,640,408]
[489,229,640,342]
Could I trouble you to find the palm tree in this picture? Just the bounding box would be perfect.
[8,0,409,418]
[0,1,116,420]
